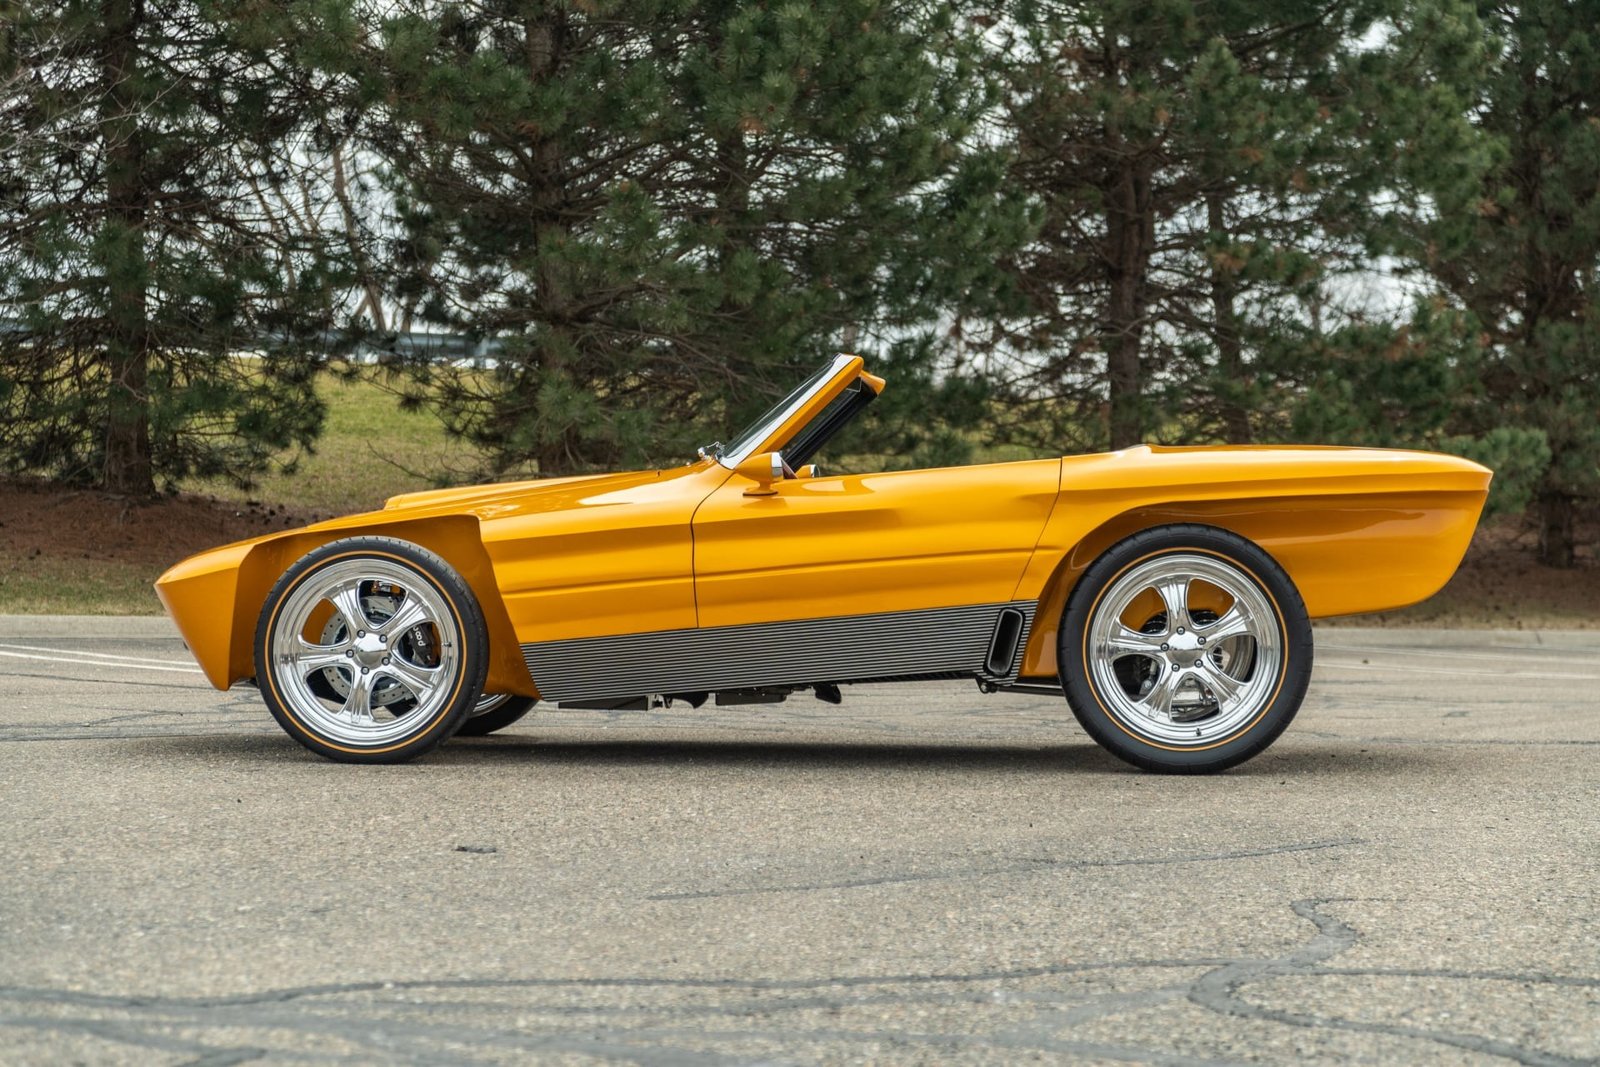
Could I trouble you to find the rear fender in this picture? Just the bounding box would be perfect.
[1014,491,1486,681]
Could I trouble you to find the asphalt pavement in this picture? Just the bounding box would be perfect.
[0,618,1596,1065]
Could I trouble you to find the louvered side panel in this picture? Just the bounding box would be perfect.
[522,601,1038,701]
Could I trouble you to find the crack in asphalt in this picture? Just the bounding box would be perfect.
[0,959,1244,1010]
[1,900,1592,1065]
[1312,967,1600,988]
[647,837,1366,900]
[1189,899,1593,1067]
[178,1052,271,1067]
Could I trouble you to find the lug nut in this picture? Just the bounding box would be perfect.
[382,656,390,665]
[1176,627,1185,634]
[344,649,354,658]
[360,667,369,675]
[1197,636,1206,645]
[378,634,386,643]
[1161,643,1169,651]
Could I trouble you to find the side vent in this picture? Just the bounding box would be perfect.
[985,607,1026,678]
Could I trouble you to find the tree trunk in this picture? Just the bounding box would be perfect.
[715,131,750,343]
[1537,486,1576,568]
[1207,193,1251,443]
[1506,82,1583,570]
[331,142,387,333]
[525,9,575,476]
[99,0,154,496]
[1103,155,1153,450]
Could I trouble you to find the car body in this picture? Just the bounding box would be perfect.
[157,354,1491,770]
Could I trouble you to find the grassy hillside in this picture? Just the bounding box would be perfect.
[182,374,493,515]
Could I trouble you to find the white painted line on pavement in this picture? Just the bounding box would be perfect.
[0,642,197,667]
[0,649,205,675]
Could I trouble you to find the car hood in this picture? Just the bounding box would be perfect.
[382,471,641,513]
[374,461,726,525]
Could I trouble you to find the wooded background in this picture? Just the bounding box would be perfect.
[2,0,1596,565]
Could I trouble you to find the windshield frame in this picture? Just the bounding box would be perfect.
[717,353,858,468]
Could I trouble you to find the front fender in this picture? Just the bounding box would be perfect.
[156,515,534,697]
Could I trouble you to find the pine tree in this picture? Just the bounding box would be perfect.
[310,0,1013,476]
[1401,1,1600,566]
[975,0,1484,455]
[0,0,354,495]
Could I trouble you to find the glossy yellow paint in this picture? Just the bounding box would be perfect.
[693,458,1060,627]
[1010,445,1490,680]
[474,463,730,643]
[157,510,533,696]
[158,359,1489,698]
[154,540,252,690]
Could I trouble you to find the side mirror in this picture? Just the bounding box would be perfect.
[738,451,784,496]
[795,463,821,479]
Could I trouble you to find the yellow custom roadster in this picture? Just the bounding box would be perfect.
[157,354,1491,772]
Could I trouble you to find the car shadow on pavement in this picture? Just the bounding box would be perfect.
[440,736,1123,774]
[444,734,1450,777]
[126,730,1454,777]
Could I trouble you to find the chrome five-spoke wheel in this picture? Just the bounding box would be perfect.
[1087,553,1280,745]
[255,537,489,763]
[1060,525,1312,773]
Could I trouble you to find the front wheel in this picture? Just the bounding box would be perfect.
[254,536,490,763]
[1059,525,1312,773]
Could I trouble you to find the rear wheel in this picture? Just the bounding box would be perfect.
[1059,525,1312,773]
[455,693,536,737]
[255,537,489,763]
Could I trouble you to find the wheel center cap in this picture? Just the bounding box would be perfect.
[353,633,386,666]
[1167,631,1205,668]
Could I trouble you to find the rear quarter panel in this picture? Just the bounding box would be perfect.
[1012,446,1491,681]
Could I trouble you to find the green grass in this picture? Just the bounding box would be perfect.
[0,556,162,616]
[183,374,490,516]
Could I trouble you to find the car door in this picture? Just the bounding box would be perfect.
[691,458,1062,629]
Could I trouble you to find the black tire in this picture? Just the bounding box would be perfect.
[454,693,537,737]
[254,536,490,763]
[1058,524,1313,773]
